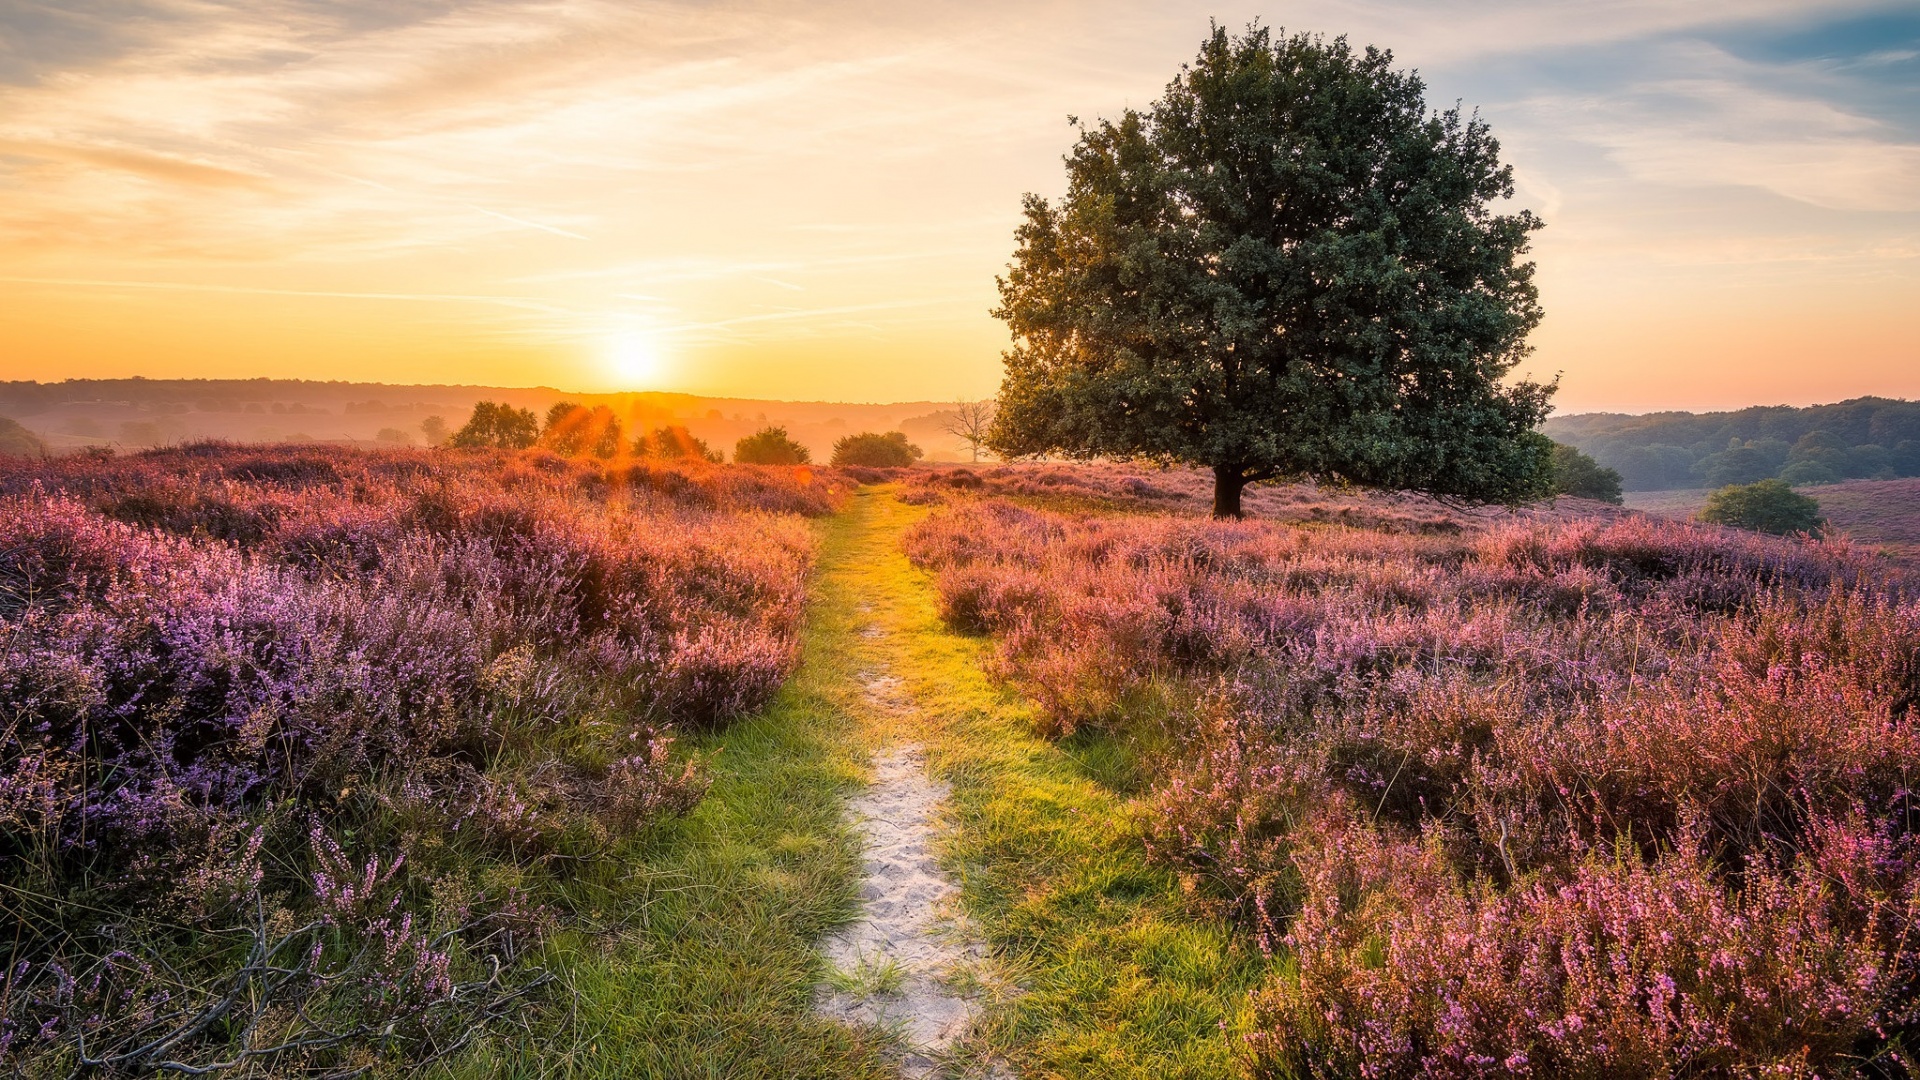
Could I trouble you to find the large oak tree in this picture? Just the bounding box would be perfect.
[989,26,1556,517]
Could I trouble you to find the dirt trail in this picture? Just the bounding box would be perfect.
[814,655,1002,1077]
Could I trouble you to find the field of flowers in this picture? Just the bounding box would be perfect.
[0,443,839,1073]
[905,485,1920,1077]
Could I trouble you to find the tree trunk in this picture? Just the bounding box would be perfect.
[1212,464,1246,519]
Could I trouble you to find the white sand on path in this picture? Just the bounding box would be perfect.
[815,667,1008,1078]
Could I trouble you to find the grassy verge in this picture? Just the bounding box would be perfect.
[843,489,1270,1079]
[441,501,893,1079]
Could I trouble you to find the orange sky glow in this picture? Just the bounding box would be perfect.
[0,1,1915,413]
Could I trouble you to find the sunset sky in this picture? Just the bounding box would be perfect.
[0,1,1915,412]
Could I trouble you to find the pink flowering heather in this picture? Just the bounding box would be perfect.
[906,493,1918,1075]
[0,444,828,1072]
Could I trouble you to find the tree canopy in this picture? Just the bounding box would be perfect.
[733,426,811,465]
[989,25,1555,517]
[539,402,624,459]
[638,425,722,463]
[447,402,538,449]
[830,431,923,467]
[1550,442,1623,504]
[1543,397,1920,491]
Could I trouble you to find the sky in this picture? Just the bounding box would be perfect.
[0,1,1915,413]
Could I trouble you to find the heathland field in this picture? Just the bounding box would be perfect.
[5,447,1917,1078]
[1628,477,1920,566]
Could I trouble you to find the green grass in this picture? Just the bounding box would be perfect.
[440,504,894,1080]
[441,486,1267,1078]
[823,955,908,998]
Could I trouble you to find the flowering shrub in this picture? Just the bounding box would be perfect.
[906,496,1919,1075]
[1,444,826,1073]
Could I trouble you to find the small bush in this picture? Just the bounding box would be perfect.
[830,431,922,467]
[734,425,811,465]
[1698,478,1824,535]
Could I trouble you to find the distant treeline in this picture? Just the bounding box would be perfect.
[0,378,524,413]
[1543,397,1920,491]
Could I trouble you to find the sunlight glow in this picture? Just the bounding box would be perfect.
[606,330,668,388]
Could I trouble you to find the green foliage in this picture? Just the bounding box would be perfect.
[1550,442,1623,503]
[989,26,1555,517]
[638,424,723,462]
[735,425,812,465]
[0,415,44,457]
[1697,478,1824,536]
[1545,397,1920,491]
[1778,459,1841,486]
[447,401,538,449]
[1694,443,1779,488]
[829,431,922,468]
[420,415,449,446]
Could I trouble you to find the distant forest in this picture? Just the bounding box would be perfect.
[1544,397,1920,491]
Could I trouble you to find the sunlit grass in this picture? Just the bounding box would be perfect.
[841,487,1268,1078]
[436,506,893,1079]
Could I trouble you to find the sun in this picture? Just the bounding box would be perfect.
[606,331,667,387]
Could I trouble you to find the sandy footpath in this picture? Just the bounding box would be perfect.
[815,666,1007,1078]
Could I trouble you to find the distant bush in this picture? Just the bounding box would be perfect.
[375,426,414,444]
[0,415,43,457]
[734,425,811,465]
[830,430,922,468]
[448,401,538,449]
[1698,478,1824,535]
[1549,442,1622,503]
[639,424,722,462]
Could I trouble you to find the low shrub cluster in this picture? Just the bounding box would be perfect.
[906,498,1919,1076]
[0,444,830,1074]
[1699,477,1826,536]
[829,431,922,468]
